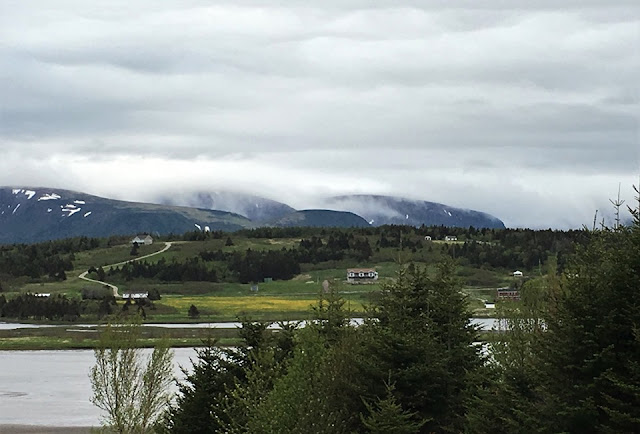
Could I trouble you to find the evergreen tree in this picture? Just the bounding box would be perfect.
[358,260,483,433]
[188,304,200,318]
[361,381,427,434]
[534,211,640,432]
[161,343,244,434]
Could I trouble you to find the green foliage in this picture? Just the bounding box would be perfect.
[188,304,200,318]
[534,217,640,432]
[361,381,427,434]
[359,260,483,433]
[468,209,640,433]
[90,317,174,433]
[161,343,242,433]
[0,293,80,321]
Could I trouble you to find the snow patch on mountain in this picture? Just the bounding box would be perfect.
[38,193,61,201]
[62,206,81,217]
[84,212,92,217]
[194,223,202,230]
[74,200,86,205]
[25,190,36,200]
[13,204,21,214]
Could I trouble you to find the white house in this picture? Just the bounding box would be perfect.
[513,270,523,277]
[347,268,379,284]
[424,236,432,241]
[131,234,153,245]
[122,292,148,300]
[444,235,458,242]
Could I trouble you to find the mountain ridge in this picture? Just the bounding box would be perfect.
[0,186,506,244]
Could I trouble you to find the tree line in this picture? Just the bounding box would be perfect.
[0,236,101,282]
[154,212,639,433]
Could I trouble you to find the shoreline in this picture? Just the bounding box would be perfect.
[0,425,94,434]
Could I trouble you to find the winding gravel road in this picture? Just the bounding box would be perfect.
[78,242,173,297]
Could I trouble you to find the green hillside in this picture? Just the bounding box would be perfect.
[0,225,589,328]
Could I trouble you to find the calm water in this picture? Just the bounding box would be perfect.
[0,348,198,427]
[0,318,498,331]
[0,318,498,426]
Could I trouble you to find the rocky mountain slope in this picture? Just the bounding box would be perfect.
[0,187,251,244]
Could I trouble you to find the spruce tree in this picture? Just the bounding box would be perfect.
[535,208,640,432]
[359,260,483,433]
[360,381,427,434]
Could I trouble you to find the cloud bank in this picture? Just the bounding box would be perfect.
[1,1,638,228]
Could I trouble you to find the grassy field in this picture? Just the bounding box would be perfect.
[1,236,513,327]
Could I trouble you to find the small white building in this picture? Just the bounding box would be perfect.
[131,234,153,245]
[424,236,432,241]
[484,301,496,309]
[122,292,148,300]
[513,270,523,277]
[444,235,458,242]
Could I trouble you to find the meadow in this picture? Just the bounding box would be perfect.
[0,228,525,333]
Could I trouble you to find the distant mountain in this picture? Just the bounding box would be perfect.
[0,187,506,244]
[157,191,295,223]
[268,210,370,228]
[325,195,505,229]
[0,187,252,244]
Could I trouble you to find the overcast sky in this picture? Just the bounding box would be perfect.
[1,0,638,228]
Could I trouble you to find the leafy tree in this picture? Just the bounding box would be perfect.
[225,236,234,246]
[90,317,173,433]
[130,242,139,256]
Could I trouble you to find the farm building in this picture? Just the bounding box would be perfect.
[347,268,378,284]
[512,270,523,277]
[131,234,153,245]
[497,287,520,301]
[444,235,458,241]
[424,236,432,241]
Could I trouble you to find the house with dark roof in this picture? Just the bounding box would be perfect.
[347,268,378,284]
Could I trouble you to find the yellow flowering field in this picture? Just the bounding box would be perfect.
[160,295,317,315]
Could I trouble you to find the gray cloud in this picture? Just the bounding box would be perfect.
[0,0,638,229]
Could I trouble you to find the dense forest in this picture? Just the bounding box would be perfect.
[156,211,639,433]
